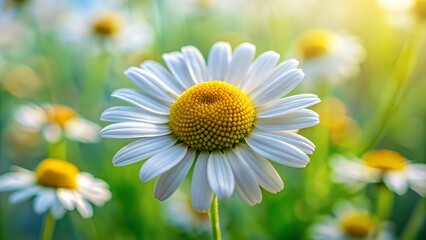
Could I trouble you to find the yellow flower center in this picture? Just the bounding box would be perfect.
[414,0,426,19]
[363,150,407,171]
[169,81,255,151]
[35,159,79,189]
[298,29,333,59]
[340,211,375,238]
[91,13,122,36]
[44,105,78,127]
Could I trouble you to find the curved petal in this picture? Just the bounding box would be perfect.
[383,172,408,195]
[224,43,255,86]
[56,188,76,210]
[154,149,196,201]
[252,129,315,154]
[207,151,235,199]
[9,186,40,204]
[113,135,177,166]
[101,106,170,124]
[191,152,214,212]
[125,67,178,101]
[255,109,319,131]
[240,51,280,92]
[139,144,188,181]
[50,200,66,219]
[257,94,320,118]
[100,122,171,138]
[0,171,34,191]
[208,42,231,81]
[74,193,93,219]
[140,60,185,94]
[250,69,304,106]
[111,88,170,115]
[246,131,310,168]
[182,46,209,83]
[236,145,284,193]
[33,189,56,214]
[228,149,262,205]
[163,52,197,88]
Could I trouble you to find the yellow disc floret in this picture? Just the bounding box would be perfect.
[91,12,122,36]
[44,105,78,127]
[170,81,255,151]
[363,150,407,171]
[340,211,376,238]
[35,159,79,189]
[298,29,334,59]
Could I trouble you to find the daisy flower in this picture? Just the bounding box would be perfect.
[61,3,153,52]
[310,203,394,240]
[331,150,426,196]
[0,159,111,219]
[15,103,101,143]
[101,42,320,211]
[295,29,365,85]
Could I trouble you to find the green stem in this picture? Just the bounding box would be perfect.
[400,199,426,240]
[209,196,221,240]
[356,25,426,155]
[40,212,56,240]
[48,138,67,160]
[376,184,394,222]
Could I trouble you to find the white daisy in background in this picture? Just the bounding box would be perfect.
[378,0,426,25]
[310,203,394,240]
[162,191,210,233]
[61,3,153,52]
[331,150,426,196]
[101,42,320,211]
[0,159,111,219]
[294,29,365,86]
[15,104,101,143]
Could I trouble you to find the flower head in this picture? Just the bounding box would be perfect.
[101,42,320,211]
[295,29,365,85]
[0,159,111,219]
[15,103,101,143]
[331,150,426,196]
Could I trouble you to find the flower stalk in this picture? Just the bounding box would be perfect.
[209,196,221,240]
[41,212,56,240]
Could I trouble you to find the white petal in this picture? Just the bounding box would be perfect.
[139,144,188,181]
[64,118,101,143]
[257,94,320,118]
[207,151,235,199]
[255,109,319,131]
[15,104,46,129]
[224,42,255,86]
[208,42,231,80]
[125,67,178,102]
[8,186,39,204]
[163,52,197,88]
[100,122,171,138]
[240,51,280,92]
[0,172,34,191]
[227,149,262,205]
[33,189,56,214]
[406,164,426,181]
[251,129,315,154]
[50,200,66,219]
[384,172,408,195]
[113,135,177,166]
[111,88,170,115]
[140,60,185,94]
[42,124,63,143]
[191,152,214,212]
[236,145,283,193]
[56,188,76,210]
[182,46,209,83]
[246,131,310,168]
[250,69,304,106]
[154,149,196,201]
[101,106,170,124]
[74,193,93,218]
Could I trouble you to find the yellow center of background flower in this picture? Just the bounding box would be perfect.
[298,29,333,59]
[44,105,77,127]
[363,150,407,171]
[35,159,79,189]
[170,81,255,151]
[340,211,375,238]
[414,0,426,19]
[92,13,122,36]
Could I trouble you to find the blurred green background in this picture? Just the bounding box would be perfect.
[1,0,425,239]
